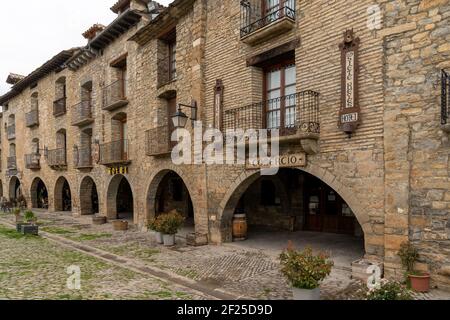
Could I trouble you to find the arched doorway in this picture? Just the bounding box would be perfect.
[106,175,133,220]
[30,178,48,209]
[147,170,194,229]
[219,169,365,264]
[54,177,72,212]
[9,176,22,201]
[79,176,99,215]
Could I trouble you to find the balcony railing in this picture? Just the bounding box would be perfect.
[240,0,296,41]
[7,156,17,170]
[26,109,39,127]
[53,97,67,117]
[146,126,171,156]
[102,80,128,111]
[223,90,320,136]
[99,140,130,165]
[71,100,93,126]
[441,70,449,126]
[7,125,15,140]
[25,153,41,170]
[73,146,93,168]
[47,148,67,168]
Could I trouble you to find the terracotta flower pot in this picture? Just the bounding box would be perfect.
[409,273,430,293]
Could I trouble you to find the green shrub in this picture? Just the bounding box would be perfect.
[158,211,185,235]
[366,280,412,300]
[13,207,21,216]
[398,242,419,274]
[148,217,163,233]
[279,243,333,290]
[24,210,36,224]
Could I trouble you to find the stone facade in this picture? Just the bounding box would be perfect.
[0,0,449,289]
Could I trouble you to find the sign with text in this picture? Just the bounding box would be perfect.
[108,166,129,176]
[246,153,306,170]
[339,29,361,135]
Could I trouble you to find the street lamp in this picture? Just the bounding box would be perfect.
[171,101,198,129]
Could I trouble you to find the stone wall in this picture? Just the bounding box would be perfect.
[382,0,450,289]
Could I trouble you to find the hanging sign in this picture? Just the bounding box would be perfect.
[214,79,224,130]
[339,29,361,135]
[108,166,129,176]
[246,153,306,170]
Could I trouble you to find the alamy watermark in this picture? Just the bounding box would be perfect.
[67,265,81,290]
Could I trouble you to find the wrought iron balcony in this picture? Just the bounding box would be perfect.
[146,126,172,156]
[99,140,130,165]
[240,0,296,45]
[47,148,67,168]
[7,125,15,140]
[26,109,39,127]
[441,70,450,132]
[102,79,128,111]
[7,156,17,170]
[53,97,67,117]
[25,153,41,170]
[73,146,93,169]
[223,90,320,153]
[71,100,94,126]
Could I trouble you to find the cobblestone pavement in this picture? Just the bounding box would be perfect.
[1,210,450,300]
[0,220,208,300]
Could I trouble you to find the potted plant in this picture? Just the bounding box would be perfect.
[280,242,333,300]
[149,217,163,244]
[158,211,185,246]
[21,210,39,235]
[13,207,22,223]
[398,242,430,292]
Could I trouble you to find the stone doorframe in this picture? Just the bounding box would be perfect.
[8,176,22,201]
[79,175,99,216]
[145,166,200,232]
[216,164,374,253]
[105,174,135,222]
[30,177,48,209]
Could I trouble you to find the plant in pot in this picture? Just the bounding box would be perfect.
[21,210,39,236]
[149,217,163,244]
[159,211,185,246]
[366,279,412,300]
[280,242,333,300]
[13,207,22,223]
[398,242,430,293]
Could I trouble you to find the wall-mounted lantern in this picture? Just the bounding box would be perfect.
[171,100,198,129]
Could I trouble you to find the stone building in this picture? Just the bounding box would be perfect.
[0,0,449,289]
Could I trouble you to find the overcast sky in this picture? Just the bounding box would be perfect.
[0,0,173,95]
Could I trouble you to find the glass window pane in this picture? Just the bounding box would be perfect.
[267,70,281,90]
[285,84,296,97]
[268,89,281,101]
[285,65,296,86]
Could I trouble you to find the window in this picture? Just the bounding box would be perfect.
[168,40,177,81]
[265,61,296,132]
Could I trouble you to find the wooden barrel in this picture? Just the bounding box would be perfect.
[233,214,247,241]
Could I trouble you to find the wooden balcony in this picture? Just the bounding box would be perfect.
[73,146,93,169]
[53,97,67,117]
[47,148,67,169]
[146,126,172,156]
[26,109,39,128]
[7,125,15,140]
[102,80,128,111]
[99,140,131,166]
[71,101,94,126]
[240,0,296,45]
[223,90,320,154]
[25,153,41,170]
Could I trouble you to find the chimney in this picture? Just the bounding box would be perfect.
[6,73,25,85]
[82,24,106,42]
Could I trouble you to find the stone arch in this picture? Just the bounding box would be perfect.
[9,176,22,201]
[106,174,134,220]
[54,176,72,212]
[145,167,197,224]
[79,176,99,215]
[30,177,48,209]
[217,165,371,244]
